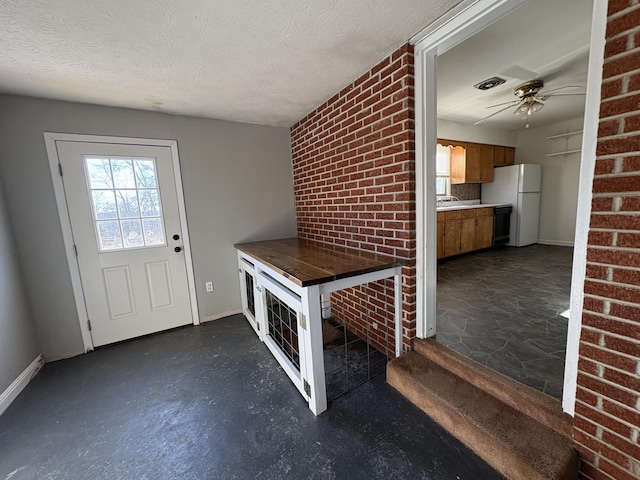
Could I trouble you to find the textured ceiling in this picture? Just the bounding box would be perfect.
[0,0,460,127]
[437,0,593,131]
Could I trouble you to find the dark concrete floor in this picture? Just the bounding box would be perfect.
[437,244,573,399]
[0,315,502,480]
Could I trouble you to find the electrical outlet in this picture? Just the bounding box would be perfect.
[205,281,213,292]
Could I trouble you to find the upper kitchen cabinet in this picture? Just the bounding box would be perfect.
[450,143,493,184]
[493,145,516,167]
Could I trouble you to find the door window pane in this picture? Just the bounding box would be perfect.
[86,158,113,189]
[111,159,136,188]
[121,219,144,248]
[142,218,165,246]
[84,156,166,251]
[97,221,123,250]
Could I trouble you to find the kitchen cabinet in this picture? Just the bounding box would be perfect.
[450,143,493,184]
[443,210,462,257]
[493,146,516,167]
[475,209,494,249]
[437,212,445,259]
[438,207,494,259]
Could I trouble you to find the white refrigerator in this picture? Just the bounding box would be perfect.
[481,164,542,247]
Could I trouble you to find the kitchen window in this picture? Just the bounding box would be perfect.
[436,144,451,196]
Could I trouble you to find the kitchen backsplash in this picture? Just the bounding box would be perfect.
[451,183,481,201]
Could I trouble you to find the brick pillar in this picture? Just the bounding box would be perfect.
[290,44,416,356]
[574,2,640,479]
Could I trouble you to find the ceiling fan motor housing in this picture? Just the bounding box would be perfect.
[514,79,544,98]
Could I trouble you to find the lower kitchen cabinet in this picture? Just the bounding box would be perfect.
[438,207,494,259]
[475,213,494,250]
[437,213,445,259]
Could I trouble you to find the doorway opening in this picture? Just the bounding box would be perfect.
[432,0,592,400]
[413,0,606,414]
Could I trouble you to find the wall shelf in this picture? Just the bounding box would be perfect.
[546,130,583,140]
[546,149,582,157]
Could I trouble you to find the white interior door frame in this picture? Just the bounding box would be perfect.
[411,0,606,415]
[44,132,200,352]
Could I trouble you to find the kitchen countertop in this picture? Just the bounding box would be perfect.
[436,203,511,212]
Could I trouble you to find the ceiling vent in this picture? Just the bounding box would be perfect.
[473,77,506,90]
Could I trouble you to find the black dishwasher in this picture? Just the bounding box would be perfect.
[493,206,512,246]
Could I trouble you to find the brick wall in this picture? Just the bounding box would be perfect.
[290,44,415,356]
[574,2,640,479]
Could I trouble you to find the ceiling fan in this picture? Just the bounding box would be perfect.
[473,79,584,128]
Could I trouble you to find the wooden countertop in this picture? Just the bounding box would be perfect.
[436,203,511,212]
[235,237,408,287]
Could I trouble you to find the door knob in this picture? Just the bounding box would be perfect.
[173,234,180,240]
[174,246,182,253]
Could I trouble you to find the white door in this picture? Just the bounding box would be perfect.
[56,141,193,347]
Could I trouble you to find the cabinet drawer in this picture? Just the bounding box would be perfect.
[461,209,476,219]
[437,212,445,222]
[444,210,462,220]
[475,207,493,217]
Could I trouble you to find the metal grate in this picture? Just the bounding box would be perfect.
[245,272,255,317]
[265,290,300,370]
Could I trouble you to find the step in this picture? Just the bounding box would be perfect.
[413,338,573,439]
[387,351,577,480]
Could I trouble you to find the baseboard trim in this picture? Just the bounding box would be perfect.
[538,239,575,247]
[200,309,243,323]
[0,354,45,416]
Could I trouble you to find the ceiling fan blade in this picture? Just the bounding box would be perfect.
[541,85,581,95]
[474,103,518,125]
[540,93,586,97]
[485,100,520,109]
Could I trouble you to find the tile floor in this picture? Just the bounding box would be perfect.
[436,244,573,399]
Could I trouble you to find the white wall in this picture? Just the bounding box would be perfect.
[0,94,297,360]
[515,117,584,246]
[0,175,40,393]
[437,118,517,146]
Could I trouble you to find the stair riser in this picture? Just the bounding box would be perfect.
[388,365,556,480]
[413,339,572,439]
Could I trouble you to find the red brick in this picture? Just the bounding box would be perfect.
[601,79,624,99]
[622,156,640,172]
[609,301,640,321]
[583,296,605,313]
[589,215,640,233]
[630,72,640,92]
[624,114,640,133]
[605,36,630,59]
[583,312,640,339]
[619,196,640,211]
[599,120,621,138]
[591,197,614,212]
[584,279,640,303]
[603,334,640,357]
[588,231,614,247]
[594,158,618,175]
[616,233,640,250]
